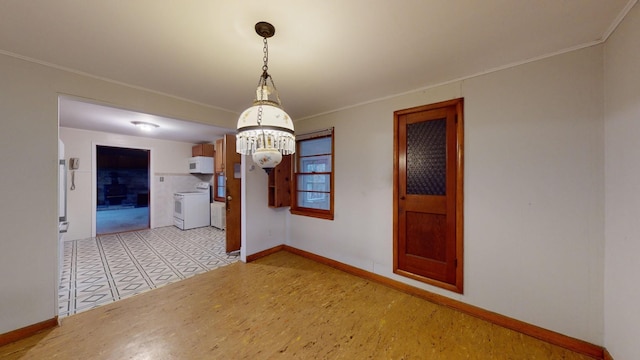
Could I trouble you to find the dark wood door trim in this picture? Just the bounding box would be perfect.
[393,98,464,294]
[224,134,242,253]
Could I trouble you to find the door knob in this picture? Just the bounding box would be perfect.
[227,195,232,201]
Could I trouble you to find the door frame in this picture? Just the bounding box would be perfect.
[91,142,154,237]
[393,98,464,293]
[223,134,242,253]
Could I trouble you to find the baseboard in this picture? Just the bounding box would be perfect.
[281,245,605,360]
[246,244,285,263]
[0,317,58,347]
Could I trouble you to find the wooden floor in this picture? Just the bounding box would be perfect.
[1,251,593,359]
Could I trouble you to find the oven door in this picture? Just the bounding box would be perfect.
[174,194,185,221]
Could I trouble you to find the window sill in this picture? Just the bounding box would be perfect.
[290,208,334,220]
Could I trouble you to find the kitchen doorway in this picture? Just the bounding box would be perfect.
[95,145,150,235]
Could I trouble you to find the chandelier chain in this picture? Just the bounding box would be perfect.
[256,35,283,106]
[262,37,269,73]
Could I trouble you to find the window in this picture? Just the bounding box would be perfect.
[214,172,225,202]
[291,128,334,220]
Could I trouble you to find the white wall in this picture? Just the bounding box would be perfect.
[289,82,461,270]
[604,2,640,359]
[59,127,215,240]
[287,46,605,344]
[0,52,236,335]
[463,47,604,344]
[242,159,289,258]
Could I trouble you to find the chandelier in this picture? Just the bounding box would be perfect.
[236,22,295,173]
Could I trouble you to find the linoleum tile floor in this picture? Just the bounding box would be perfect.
[3,250,594,359]
[58,225,238,317]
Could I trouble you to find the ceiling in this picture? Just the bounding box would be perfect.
[58,96,231,143]
[1,1,636,143]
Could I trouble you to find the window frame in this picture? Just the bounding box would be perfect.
[290,128,335,220]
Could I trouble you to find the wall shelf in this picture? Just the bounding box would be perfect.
[268,155,291,208]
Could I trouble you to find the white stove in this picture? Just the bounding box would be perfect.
[173,182,210,230]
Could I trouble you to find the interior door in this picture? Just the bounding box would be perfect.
[224,134,242,253]
[394,98,464,293]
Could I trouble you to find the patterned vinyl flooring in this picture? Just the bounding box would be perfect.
[58,226,238,317]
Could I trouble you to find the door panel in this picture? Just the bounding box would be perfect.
[405,212,447,262]
[394,98,463,293]
[224,134,242,253]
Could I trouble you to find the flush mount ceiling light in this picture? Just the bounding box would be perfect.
[236,21,295,174]
[131,121,159,131]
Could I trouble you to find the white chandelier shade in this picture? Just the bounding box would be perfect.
[236,100,295,157]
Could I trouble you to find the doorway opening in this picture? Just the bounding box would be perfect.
[96,145,150,234]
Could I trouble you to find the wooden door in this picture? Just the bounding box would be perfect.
[224,134,242,253]
[394,98,463,293]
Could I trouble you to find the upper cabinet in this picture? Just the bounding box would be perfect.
[215,138,225,173]
[192,144,214,157]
